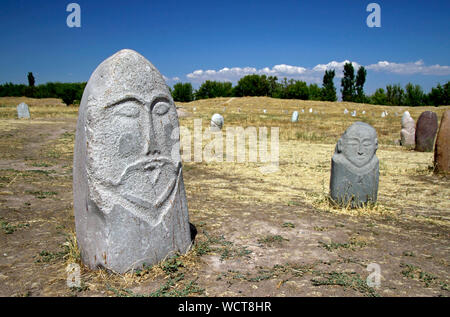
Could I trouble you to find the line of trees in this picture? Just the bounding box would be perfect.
[2,70,449,106]
[0,73,86,106]
[172,63,449,106]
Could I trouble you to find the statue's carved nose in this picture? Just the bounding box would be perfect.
[146,116,161,156]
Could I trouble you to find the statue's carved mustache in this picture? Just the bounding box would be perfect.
[108,156,181,186]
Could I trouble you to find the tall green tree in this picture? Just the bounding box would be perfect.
[308,83,322,101]
[233,74,270,97]
[428,83,444,106]
[172,82,194,102]
[355,66,367,103]
[386,84,404,106]
[404,83,424,107]
[369,88,387,105]
[444,81,450,105]
[321,69,337,101]
[341,62,355,102]
[195,80,232,99]
[27,72,35,87]
[285,80,309,100]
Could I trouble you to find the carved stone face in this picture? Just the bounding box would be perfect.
[84,50,181,225]
[338,123,378,168]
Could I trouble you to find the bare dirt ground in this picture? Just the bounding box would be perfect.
[0,97,448,297]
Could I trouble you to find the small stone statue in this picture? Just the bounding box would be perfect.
[400,111,415,147]
[330,122,379,207]
[211,113,224,130]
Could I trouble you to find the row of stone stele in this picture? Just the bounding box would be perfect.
[53,49,445,274]
[401,109,450,174]
[70,49,384,274]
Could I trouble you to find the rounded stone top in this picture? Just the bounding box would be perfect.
[418,111,438,121]
[211,113,224,129]
[84,49,170,105]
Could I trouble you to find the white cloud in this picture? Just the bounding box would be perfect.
[366,60,450,75]
[312,60,360,74]
[186,64,321,83]
[183,59,450,84]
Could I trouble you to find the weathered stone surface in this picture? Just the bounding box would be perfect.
[415,111,438,152]
[434,110,450,173]
[211,113,224,130]
[400,111,415,147]
[73,49,191,273]
[17,103,30,119]
[330,122,379,208]
[291,111,299,122]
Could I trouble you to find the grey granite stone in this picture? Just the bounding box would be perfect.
[211,113,224,130]
[73,49,191,273]
[330,122,379,208]
[17,103,30,119]
[400,111,415,147]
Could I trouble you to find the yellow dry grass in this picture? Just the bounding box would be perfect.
[178,97,449,225]
[1,96,449,295]
[0,96,78,119]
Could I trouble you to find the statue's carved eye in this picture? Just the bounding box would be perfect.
[362,141,372,146]
[153,102,170,116]
[115,103,140,118]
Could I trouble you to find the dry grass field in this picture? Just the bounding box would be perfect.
[0,96,448,297]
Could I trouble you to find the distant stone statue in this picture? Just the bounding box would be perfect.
[17,103,30,119]
[434,110,450,174]
[73,49,192,273]
[211,113,224,130]
[415,111,438,152]
[291,111,299,122]
[330,122,379,208]
[400,111,415,147]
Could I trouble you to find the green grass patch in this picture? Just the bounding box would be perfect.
[25,190,58,199]
[257,235,289,246]
[311,271,379,297]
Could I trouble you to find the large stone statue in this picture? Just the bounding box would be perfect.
[73,49,192,273]
[330,122,379,207]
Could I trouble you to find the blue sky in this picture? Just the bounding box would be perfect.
[0,0,449,95]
